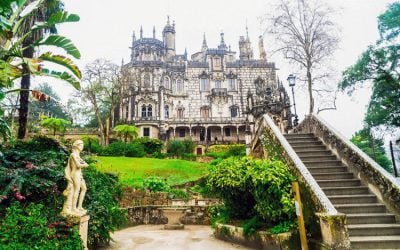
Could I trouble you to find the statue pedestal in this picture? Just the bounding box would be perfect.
[159,207,186,230]
[78,215,90,250]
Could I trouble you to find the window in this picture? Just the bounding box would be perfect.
[200,78,209,91]
[163,77,170,89]
[143,127,150,137]
[164,105,169,119]
[176,79,184,93]
[228,78,236,90]
[141,104,153,118]
[177,108,184,119]
[200,107,210,118]
[179,128,185,137]
[230,106,238,118]
[141,105,147,117]
[147,104,152,117]
[215,80,221,88]
[224,127,231,137]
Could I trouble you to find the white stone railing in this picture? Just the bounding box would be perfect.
[254,114,338,215]
[298,114,400,213]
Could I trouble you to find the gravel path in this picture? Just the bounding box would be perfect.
[102,225,252,250]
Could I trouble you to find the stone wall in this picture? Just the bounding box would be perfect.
[119,188,169,207]
[125,205,211,226]
[297,114,400,216]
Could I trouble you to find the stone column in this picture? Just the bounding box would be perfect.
[128,97,132,121]
[221,126,224,142]
[236,126,239,143]
[79,215,90,250]
[173,127,176,138]
[205,126,208,144]
[160,89,165,121]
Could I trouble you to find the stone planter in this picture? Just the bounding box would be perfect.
[214,223,300,250]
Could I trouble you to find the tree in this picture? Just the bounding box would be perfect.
[0,0,81,139]
[81,59,123,146]
[40,116,70,136]
[30,83,69,120]
[339,2,400,131]
[266,0,339,113]
[351,128,392,173]
[113,124,139,143]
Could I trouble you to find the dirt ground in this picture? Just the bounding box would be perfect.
[102,225,253,250]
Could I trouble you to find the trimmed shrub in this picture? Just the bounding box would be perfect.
[132,137,163,154]
[125,143,145,157]
[143,176,169,192]
[167,139,195,157]
[102,141,126,156]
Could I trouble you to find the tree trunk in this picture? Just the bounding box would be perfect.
[307,65,314,114]
[17,44,34,139]
[95,112,105,146]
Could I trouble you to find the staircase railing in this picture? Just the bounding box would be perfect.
[251,114,350,249]
[297,113,400,215]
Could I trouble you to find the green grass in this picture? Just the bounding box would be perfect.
[95,156,208,187]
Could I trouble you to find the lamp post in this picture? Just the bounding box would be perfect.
[287,74,298,127]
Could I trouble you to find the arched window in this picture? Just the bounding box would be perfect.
[147,104,152,117]
[176,79,184,93]
[177,108,184,119]
[172,79,177,92]
[141,105,147,117]
[230,106,238,118]
[200,78,209,91]
[164,105,169,119]
[163,77,170,89]
[200,106,210,119]
[228,78,236,90]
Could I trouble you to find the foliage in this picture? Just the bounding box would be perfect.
[132,137,163,154]
[242,216,262,238]
[167,139,195,157]
[208,204,230,227]
[113,124,139,143]
[95,156,208,187]
[339,2,400,131]
[124,142,145,157]
[40,117,70,136]
[207,157,295,224]
[0,202,82,249]
[351,128,392,172]
[29,82,69,120]
[0,136,125,249]
[81,135,100,154]
[168,188,190,200]
[142,176,169,192]
[268,220,297,235]
[206,144,246,159]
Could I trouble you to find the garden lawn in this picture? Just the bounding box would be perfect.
[95,156,208,187]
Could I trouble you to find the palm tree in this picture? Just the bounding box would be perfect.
[113,124,139,143]
[14,0,81,139]
[40,117,70,136]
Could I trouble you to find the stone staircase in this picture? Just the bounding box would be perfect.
[285,133,400,249]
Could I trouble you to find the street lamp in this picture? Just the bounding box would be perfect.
[287,74,298,127]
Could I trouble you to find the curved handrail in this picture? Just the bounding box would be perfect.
[261,114,338,215]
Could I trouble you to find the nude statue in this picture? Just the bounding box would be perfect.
[61,140,88,217]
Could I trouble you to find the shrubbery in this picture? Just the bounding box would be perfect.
[207,157,296,230]
[167,139,195,157]
[0,136,126,249]
[206,144,246,159]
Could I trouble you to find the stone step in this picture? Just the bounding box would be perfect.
[327,194,376,204]
[292,145,327,151]
[289,141,323,147]
[308,166,348,174]
[286,137,320,143]
[303,160,343,167]
[317,179,361,188]
[296,150,332,157]
[347,213,396,224]
[323,186,370,195]
[336,203,386,214]
[284,133,314,139]
[350,236,400,249]
[299,155,338,161]
[313,172,354,180]
[348,224,400,236]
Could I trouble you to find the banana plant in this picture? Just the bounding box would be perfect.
[0,0,81,89]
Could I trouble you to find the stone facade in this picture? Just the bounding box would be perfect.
[115,18,291,146]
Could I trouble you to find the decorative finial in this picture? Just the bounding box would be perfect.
[167,16,170,25]
[153,26,156,38]
[202,32,208,50]
[132,30,136,42]
[140,25,143,38]
[172,20,175,28]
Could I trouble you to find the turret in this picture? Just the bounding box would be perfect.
[201,33,208,51]
[163,16,176,60]
[218,32,228,50]
[239,26,253,60]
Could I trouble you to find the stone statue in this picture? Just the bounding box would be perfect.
[61,140,88,217]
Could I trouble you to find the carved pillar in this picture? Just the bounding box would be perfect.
[160,89,164,121]
[205,126,208,144]
[221,126,224,142]
[173,127,176,138]
[128,97,132,121]
[236,126,239,143]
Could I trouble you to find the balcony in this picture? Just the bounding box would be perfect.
[210,88,227,96]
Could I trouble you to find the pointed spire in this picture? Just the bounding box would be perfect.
[132,30,136,43]
[246,25,249,41]
[218,31,227,50]
[153,26,156,38]
[121,58,124,67]
[140,26,143,38]
[167,15,170,26]
[202,33,208,51]
[184,48,188,59]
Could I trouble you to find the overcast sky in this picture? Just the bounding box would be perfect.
[39,0,396,138]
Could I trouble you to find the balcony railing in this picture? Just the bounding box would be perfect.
[129,116,245,124]
[210,88,227,96]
